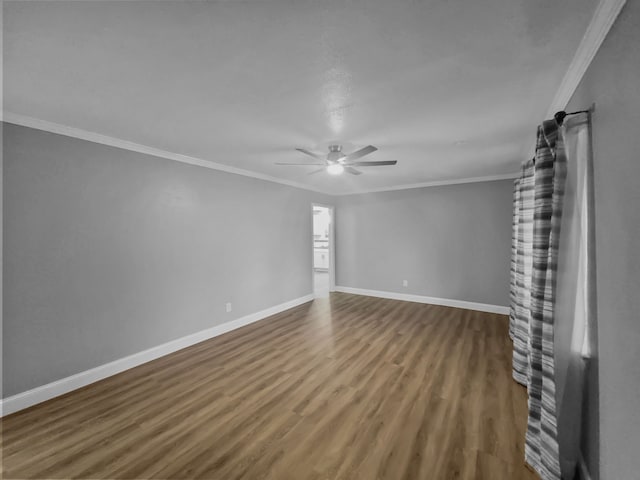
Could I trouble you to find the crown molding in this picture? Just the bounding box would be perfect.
[2,112,333,195]
[336,172,519,196]
[3,0,626,195]
[3,112,520,195]
[520,0,626,159]
[546,0,627,118]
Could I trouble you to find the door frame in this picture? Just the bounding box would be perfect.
[311,203,336,295]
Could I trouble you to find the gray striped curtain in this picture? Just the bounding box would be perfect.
[510,159,535,386]
[510,119,567,480]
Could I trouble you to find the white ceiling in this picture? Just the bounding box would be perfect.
[4,0,598,195]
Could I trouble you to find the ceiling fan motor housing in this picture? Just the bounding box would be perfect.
[327,145,345,163]
[279,144,394,175]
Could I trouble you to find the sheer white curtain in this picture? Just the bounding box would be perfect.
[555,113,595,479]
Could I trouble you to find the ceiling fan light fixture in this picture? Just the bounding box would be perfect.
[282,144,395,176]
[327,163,344,175]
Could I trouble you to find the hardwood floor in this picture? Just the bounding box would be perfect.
[1,293,538,479]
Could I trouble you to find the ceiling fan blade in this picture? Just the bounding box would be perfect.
[343,145,377,162]
[275,162,325,165]
[345,167,363,175]
[307,168,326,175]
[345,160,397,167]
[295,148,324,160]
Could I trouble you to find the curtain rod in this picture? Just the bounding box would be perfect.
[554,109,591,126]
[530,106,594,163]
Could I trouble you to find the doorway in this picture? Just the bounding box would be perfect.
[312,204,335,297]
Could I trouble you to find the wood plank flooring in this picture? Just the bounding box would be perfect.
[1,293,538,479]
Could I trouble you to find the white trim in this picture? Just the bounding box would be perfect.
[3,112,520,195]
[328,206,336,292]
[2,112,330,195]
[520,0,626,159]
[578,451,592,480]
[546,0,627,118]
[522,0,627,158]
[0,294,314,417]
[335,286,509,315]
[311,203,336,295]
[4,1,626,197]
[336,173,519,195]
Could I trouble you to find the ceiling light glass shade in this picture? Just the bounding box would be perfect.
[327,164,344,175]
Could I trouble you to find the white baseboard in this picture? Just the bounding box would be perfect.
[0,294,314,417]
[334,286,509,315]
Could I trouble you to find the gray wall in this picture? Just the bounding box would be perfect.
[335,180,513,306]
[3,124,331,397]
[566,2,640,479]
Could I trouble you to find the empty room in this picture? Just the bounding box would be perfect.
[2,1,639,479]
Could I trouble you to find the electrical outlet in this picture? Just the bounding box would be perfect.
[226,302,232,313]
[403,280,408,287]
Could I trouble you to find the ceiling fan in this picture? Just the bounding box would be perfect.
[276,145,397,175]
